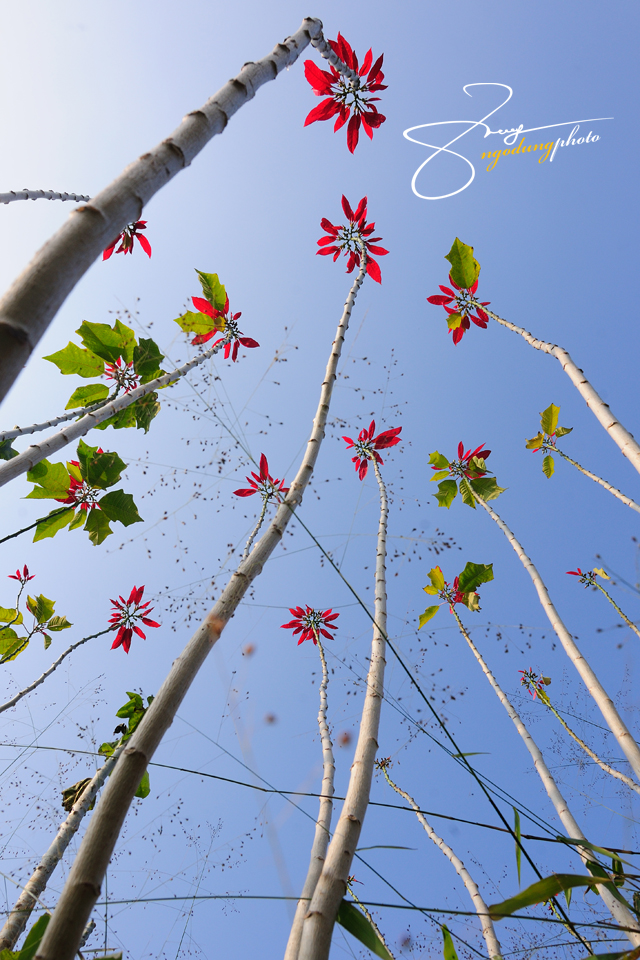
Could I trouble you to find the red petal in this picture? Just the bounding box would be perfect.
[353,196,367,222]
[317,246,340,256]
[304,98,339,126]
[367,54,384,84]
[133,625,146,639]
[233,488,257,497]
[259,453,269,479]
[304,60,334,94]
[469,279,479,295]
[471,315,488,328]
[359,48,373,76]
[374,427,402,448]
[318,235,338,246]
[239,338,259,348]
[191,330,216,345]
[346,115,360,153]
[137,234,152,257]
[476,308,489,323]
[452,326,465,345]
[358,461,368,480]
[341,195,354,220]
[365,244,388,256]
[224,342,231,359]
[232,340,239,362]
[334,107,349,132]
[365,257,382,283]
[439,285,456,297]
[192,297,215,317]
[320,218,339,235]
[122,630,132,654]
[141,618,160,628]
[102,240,118,261]
[427,295,454,306]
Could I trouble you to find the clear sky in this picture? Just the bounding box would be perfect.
[1,2,639,958]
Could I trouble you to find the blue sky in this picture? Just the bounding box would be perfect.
[0,2,639,957]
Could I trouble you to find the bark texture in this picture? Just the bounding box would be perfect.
[0,17,325,405]
[0,190,91,205]
[35,261,366,960]
[297,459,389,960]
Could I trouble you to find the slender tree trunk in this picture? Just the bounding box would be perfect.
[555,448,640,514]
[472,490,640,781]
[35,262,367,960]
[0,17,327,404]
[475,304,640,477]
[451,609,640,946]
[284,636,335,960]
[297,458,389,960]
[381,766,503,960]
[0,745,124,952]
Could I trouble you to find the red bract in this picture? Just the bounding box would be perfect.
[8,565,35,584]
[304,33,387,153]
[103,220,152,260]
[343,419,402,480]
[317,195,388,284]
[427,274,490,345]
[519,667,544,699]
[54,458,104,511]
[105,357,139,393]
[281,605,340,645]
[191,294,259,360]
[109,585,160,654]
[566,568,598,588]
[233,454,289,500]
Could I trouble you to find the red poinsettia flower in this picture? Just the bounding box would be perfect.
[281,605,340,645]
[233,454,289,500]
[519,667,545,699]
[435,442,492,480]
[190,294,259,361]
[103,220,152,260]
[8,565,35,584]
[105,357,139,393]
[343,419,402,480]
[54,456,105,511]
[317,195,388,284]
[109,585,160,654]
[304,33,387,153]
[427,274,490,345]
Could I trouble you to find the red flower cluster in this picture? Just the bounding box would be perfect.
[190,294,259,361]
[317,196,388,284]
[55,458,103,510]
[233,454,289,500]
[343,420,402,480]
[103,221,152,260]
[519,667,544,699]
[566,568,598,587]
[105,357,139,393]
[304,34,386,153]
[434,442,491,481]
[8,565,35,584]
[427,275,490,345]
[109,585,160,654]
[281,606,340,645]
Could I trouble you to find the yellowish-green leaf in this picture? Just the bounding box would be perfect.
[64,383,109,410]
[173,310,223,336]
[26,594,55,623]
[444,237,480,290]
[446,311,463,330]
[428,566,445,591]
[525,432,544,450]
[43,342,105,378]
[336,900,393,960]
[542,454,555,478]
[428,451,450,470]
[540,403,560,436]
[442,925,459,960]
[489,873,619,920]
[419,605,441,628]
[0,628,28,663]
[0,608,22,626]
[593,568,610,580]
[435,479,458,509]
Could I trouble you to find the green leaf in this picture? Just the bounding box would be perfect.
[133,338,165,384]
[196,270,227,312]
[459,477,476,509]
[462,591,480,612]
[61,778,93,813]
[525,432,544,451]
[135,770,150,799]
[452,751,489,757]
[444,238,480,290]
[446,312,463,330]
[585,859,632,908]
[33,508,75,541]
[98,740,117,758]
[434,478,458,509]
[43,633,51,649]
[555,425,573,438]
[540,403,560,436]
[336,900,393,960]
[116,691,145,718]
[77,440,126,489]
[542,454,555,478]
[99,490,143,526]
[355,845,417,851]
[0,628,28,662]
[514,807,521,885]
[17,913,51,960]
[580,950,640,960]
[442,925,459,960]
[428,451,450,471]
[47,615,72,632]
[68,509,86,531]
[133,392,161,433]
[457,562,494,594]
[430,470,450,482]
[64,383,109,410]
[0,440,18,461]
[77,319,136,364]
[83,509,113,546]
[26,594,55,624]
[470,477,506,502]
[0,608,22,625]
[26,460,71,500]
[428,566,445,591]
[173,310,220,336]
[43,341,105,378]
[489,873,620,920]
[419,606,441,628]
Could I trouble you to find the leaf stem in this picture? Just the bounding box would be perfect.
[0,507,72,546]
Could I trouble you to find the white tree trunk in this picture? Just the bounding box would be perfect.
[473,491,640,781]
[297,458,389,960]
[35,262,367,960]
[452,609,640,946]
[0,190,90,204]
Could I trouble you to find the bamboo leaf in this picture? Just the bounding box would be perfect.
[442,925,459,960]
[336,900,393,960]
[444,238,480,290]
[489,873,617,920]
[356,845,417,851]
[514,807,521,885]
[16,913,51,960]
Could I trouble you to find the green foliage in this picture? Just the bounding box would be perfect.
[419,605,440,628]
[525,432,544,451]
[540,403,561,436]
[0,913,52,960]
[0,608,23,627]
[444,238,480,289]
[424,566,445,593]
[434,478,458,509]
[26,460,72,500]
[26,594,55,623]
[77,319,136,364]
[0,440,18,461]
[64,383,109,410]
[134,338,165,383]
[99,490,143,526]
[32,508,75,541]
[196,270,227,311]
[430,449,505,510]
[174,270,227,337]
[44,341,104,378]
[527,405,573,477]
[428,451,450,470]
[441,925,459,960]
[457,562,494,594]
[335,900,393,960]
[542,454,555,478]
[95,390,160,434]
[489,872,624,920]
[98,693,155,801]
[0,628,27,663]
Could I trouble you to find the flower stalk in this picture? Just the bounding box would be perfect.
[451,609,640,946]
[377,759,502,960]
[297,456,389,960]
[36,256,368,960]
[471,488,640,782]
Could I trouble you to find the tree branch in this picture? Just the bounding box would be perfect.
[553,447,640,515]
[0,190,91,205]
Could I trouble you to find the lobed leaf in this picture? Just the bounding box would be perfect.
[83,509,113,546]
[99,490,143,526]
[64,383,109,410]
[469,477,506,502]
[0,440,18,461]
[434,479,458,509]
[43,341,104,379]
[47,615,72,632]
[77,439,126,489]
[26,460,72,500]
[26,593,55,624]
[457,562,494,594]
[0,608,22,626]
[173,309,223,336]
[428,451,450,470]
[0,627,28,663]
[525,433,544,450]
[133,337,165,383]
[77,319,136,364]
[33,508,75,541]
[444,237,480,289]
